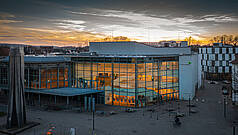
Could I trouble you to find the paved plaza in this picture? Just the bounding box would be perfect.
[0,80,238,135]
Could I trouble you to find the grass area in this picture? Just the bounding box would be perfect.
[0,112,6,117]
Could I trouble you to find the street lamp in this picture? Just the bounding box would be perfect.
[232,121,238,135]
[222,86,228,118]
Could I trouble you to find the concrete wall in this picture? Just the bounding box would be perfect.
[179,53,201,100]
[90,42,191,55]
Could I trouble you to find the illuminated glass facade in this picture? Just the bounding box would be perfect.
[0,62,71,90]
[0,55,179,107]
[72,56,179,107]
[24,63,70,89]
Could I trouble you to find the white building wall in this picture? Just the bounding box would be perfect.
[90,42,191,55]
[179,54,201,100]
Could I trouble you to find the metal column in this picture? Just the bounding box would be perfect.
[38,94,41,105]
[27,68,30,88]
[111,61,114,105]
[90,59,93,88]
[85,96,87,111]
[68,64,71,87]
[157,61,160,103]
[144,59,147,107]
[135,58,138,107]
[57,66,59,88]
[54,96,57,104]
[63,66,65,87]
[67,96,69,105]
[92,98,95,112]
[39,68,41,88]
[46,66,48,88]
[88,97,91,112]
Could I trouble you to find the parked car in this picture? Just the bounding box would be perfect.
[223,80,231,84]
[125,108,136,113]
[208,81,218,84]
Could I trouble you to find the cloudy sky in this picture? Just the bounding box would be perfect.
[0,0,238,46]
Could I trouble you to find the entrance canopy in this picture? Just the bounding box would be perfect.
[25,88,103,96]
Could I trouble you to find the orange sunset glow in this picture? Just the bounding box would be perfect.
[0,0,238,46]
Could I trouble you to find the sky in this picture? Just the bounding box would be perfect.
[0,0,238,46]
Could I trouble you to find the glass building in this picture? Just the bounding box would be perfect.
[0,56,71,90]
[0,42,201,107]
[71,56,179,107]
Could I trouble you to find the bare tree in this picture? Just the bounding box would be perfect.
[234,36,238,46]
[228,35,234,45]
[211,35,238,45]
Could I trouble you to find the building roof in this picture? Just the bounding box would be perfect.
[89,42,191,56]
[1,56,71,63]
[25,88,103,96]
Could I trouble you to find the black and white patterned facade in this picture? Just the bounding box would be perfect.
[199,46,238,80]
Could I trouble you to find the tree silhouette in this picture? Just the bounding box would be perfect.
[211,35,238,46]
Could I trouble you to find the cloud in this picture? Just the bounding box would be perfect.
[174,15,238,24]
[0,24,107,46]
[21,27,70,33]
[0,12,15,18]
[0,12,23,24]
[69,9,209,41]
[54,19,86,31]
[76,9,238,40]
[0,0,238,44]
[0,20,23,24]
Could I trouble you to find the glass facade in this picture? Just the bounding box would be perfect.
[72,56,179,107]
[0,56,179,107]
[0,62,71,90]
[24,63,70,89]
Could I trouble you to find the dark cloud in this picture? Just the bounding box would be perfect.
[0,0,238,44]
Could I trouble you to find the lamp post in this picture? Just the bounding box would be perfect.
[91,94,95,132]
[188,96,191,116]
[232,121,238,135]
[222,86,228,118]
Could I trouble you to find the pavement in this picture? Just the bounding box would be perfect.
[0,80,238,135]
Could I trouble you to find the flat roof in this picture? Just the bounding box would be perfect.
[1,56,71,63]
[25,87,103,96]
[71,54,180,58]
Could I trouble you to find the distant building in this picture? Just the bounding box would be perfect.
[232,55,238,105]
[141,41,188,48]
[0,41,201,107]
[199,44,238,81]
[178,41,188,47]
